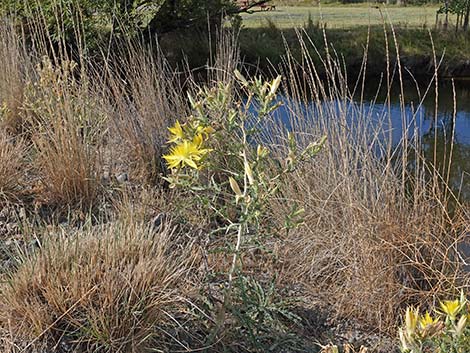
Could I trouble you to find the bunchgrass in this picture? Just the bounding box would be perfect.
[0,219,199,352]
[0,132,28,203]
[25,58,105,209]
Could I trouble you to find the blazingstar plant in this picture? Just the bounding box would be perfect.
[163,70,325,349]
[399,291,470,353]
[163,71,325,276]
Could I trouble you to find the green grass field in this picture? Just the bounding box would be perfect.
[241,5,443,28]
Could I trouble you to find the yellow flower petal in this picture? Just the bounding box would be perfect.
[419,312,439,329]
[440,299,461,320]
[193,134,203,147]
[405,307,419,336]
[168,120,184,143]
[163,139,210,170]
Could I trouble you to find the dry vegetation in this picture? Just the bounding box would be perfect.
[0,14,469,353]
[104,43,189,184]
[0,133,28,202]
[268,42,470,332]
[1,220,199,352]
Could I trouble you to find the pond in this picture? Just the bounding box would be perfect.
[272,79,470,201]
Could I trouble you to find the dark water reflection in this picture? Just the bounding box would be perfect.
[367,81,470,201]
[273,80,470,201]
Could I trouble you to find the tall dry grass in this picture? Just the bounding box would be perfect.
[102,40,189,184]
[267,28,470,332]
[25,58,105,208]
[0,133,28,202]
[102,29,240,184]
[0,20,106,209]
[0,21,28,135]
[0,22,30,203]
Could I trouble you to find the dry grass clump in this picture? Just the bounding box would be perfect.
[104,42,189,184]
[0,21,28,135]
[275,147,467,331]
[24,58,105,208]
[0,22,104,207]
[32,114,103,208]
[0,21,105,208]
[0,132,28,202]
[0,220,199,352]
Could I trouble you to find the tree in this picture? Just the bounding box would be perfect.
[0,0,112,44]
[463,0,470,30]
[0,0,271,46]
[437,0,470,30]
[143,0,237,36]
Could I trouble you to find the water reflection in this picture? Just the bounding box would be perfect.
[273,80,470,201]
[367,81,470,201]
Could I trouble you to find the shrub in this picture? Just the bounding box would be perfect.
[162,71,324,350]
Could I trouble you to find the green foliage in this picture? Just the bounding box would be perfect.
[227,275,302,351]
[0,0,112,46]
[151,0,237,26]
[437,0,470,31]
[0,0,238,48]
[438,0,469,16]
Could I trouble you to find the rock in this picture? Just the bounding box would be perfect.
[151,213,168,231]
[115,172,128,184]
[102,170,111,183]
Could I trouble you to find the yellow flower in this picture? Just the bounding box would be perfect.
[163,140,209,170]
[405,307,419,336]
[419,312,439,329]
[192,133,203,147]
[440,299,461,320]
[168,121,185,143]
[204,126,215,134]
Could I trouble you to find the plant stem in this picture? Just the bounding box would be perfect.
[228,125,249,288]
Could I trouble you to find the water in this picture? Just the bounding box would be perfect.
[365,81,470,201]
[272,80,470,201]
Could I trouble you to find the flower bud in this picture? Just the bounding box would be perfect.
[229,177,242,197]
